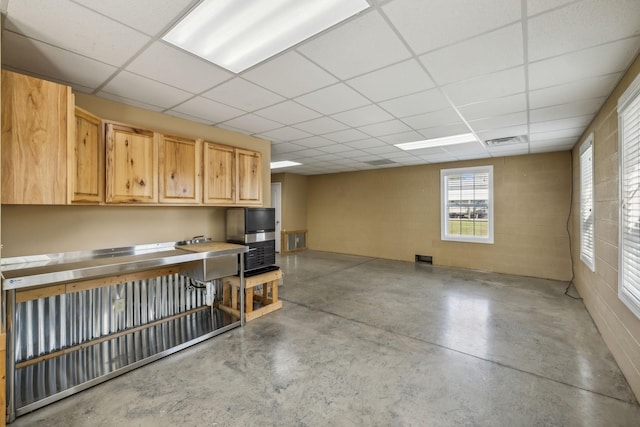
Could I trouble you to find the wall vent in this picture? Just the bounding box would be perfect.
[415,254,433,264]
[282,229,307,253]
[484,135,528,147]
[365,159,396,166]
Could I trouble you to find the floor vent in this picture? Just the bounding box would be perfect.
[415,254,433,264]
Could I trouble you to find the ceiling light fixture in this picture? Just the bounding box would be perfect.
[271,160,302,169]
[394,133,478,150]
[163,0,370,73]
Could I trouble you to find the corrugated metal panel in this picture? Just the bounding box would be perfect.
[13,273,231,411]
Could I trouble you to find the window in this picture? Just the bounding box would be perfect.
[618,72,640,319]
[441,165,493,244]
[580,134,595,271]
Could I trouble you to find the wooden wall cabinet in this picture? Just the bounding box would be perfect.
[159,135,202,204]
[1,69,73,204]
[105,122,158,204]
[236,148,262,206]
[203,142,235,205]
[70,107,104,204]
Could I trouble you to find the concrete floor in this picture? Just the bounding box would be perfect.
[11,251,640,426]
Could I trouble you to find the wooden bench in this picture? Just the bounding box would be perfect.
[220,269,283,322]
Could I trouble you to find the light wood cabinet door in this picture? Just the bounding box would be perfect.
[203,142,235,205]
[105,122,158,204]
[1,70,73,204]
[70,107,104,203]
[236,148,262,206]
[159,135,201,204]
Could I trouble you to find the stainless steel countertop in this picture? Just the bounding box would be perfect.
[1,241,248,290]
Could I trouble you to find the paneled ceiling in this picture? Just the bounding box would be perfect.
[3,0,640,175]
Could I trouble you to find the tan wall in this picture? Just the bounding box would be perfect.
[0,92,271,257]
[271,173,308,231]
[307,152,572,281]
[570,53,640,400]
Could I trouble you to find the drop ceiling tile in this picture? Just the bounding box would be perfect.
[216,124,252,136]
[441,142,489,154]
[293,117,349,135]
[402,108,461,129]
[255,101,322,126]
[257,127,312,143]
[468,112,528,132]
[530,128,584,142]
[203,78,284,112]
[379,131,425,144]
[529,137,577,148]
[476,125,529,142]
[171,96,244,124]
[312,154,344,162]
[288,148,326,158]
[339,150,370,159]
[295,84,370,115]
[529,38,640,90]
[318,144,358,154]
[487,143,529,155]
[220,114,283,134]
[529,116,594,133]
[528,0,640,62]
[529,98,604,122]
[359,120,413,137]
[346,139,387,150]
[72,0,193,36]
[458,93,527,121]
[297,10,411,79]
[420,23,523,86]
[271,142,307,154]
[418,153,458,163]
[97,92,164,112]
[324,129,370,143]
[5,0,150,67]
[347,59,435,102]
[363,145,403,155]
[332,105,394,127]
[529,143,575,153]
[443,67,525,106]
[379,89,450,118]
[382,0,521,54]
[101,71,192,109]
[2,31,117,90]
[292,137,336,149]
[353,154,385,162]
[419,123,472,140]
[456,152,492,160]
[126,42,232,94]
[242,51,338,98]
[527,0,575,16]
[529,74,622,109]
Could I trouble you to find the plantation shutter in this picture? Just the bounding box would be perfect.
[618,74,640,319]
[580,136,595,271]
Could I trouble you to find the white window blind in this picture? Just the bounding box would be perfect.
[618,72,640,319]
[441,165,494,244]
[580,135,595,271]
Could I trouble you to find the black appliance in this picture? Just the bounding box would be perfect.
[226,208,278,276]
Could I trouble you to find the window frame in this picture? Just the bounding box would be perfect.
[579,134,595,272]
[618,72,640,319]
[440,165,494,244]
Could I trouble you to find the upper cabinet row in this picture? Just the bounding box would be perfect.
[1,70,263,206]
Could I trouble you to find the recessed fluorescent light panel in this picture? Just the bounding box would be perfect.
[395,133,478,151]
[163,0,370,73]
[271,160,302,169]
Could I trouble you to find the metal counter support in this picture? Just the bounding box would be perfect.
[7,289,15,424]
[240,255,245,327]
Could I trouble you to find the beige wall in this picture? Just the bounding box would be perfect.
[307,152,572,281]
[0,92,271,257]
[271,173,308,231]
[570,53,640,400]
